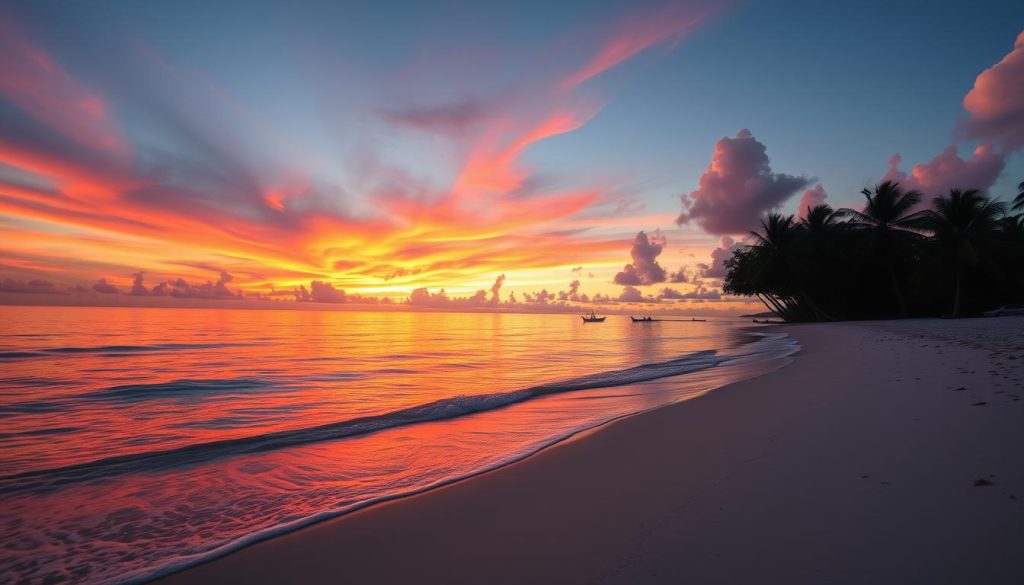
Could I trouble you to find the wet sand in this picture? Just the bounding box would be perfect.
[157,318,1024,584]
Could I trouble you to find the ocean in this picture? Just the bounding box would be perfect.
[0,305,797,584]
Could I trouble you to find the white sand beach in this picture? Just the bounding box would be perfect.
[158,318,1024,585]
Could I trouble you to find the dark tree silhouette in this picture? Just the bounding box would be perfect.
[834,181,929,316]
[724,181,1024,321]
[921,189,1007,317]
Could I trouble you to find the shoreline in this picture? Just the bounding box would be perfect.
[157,318,1024,585]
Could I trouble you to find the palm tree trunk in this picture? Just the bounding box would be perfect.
[887,260,907,317]
[757,294,785,318]
[796,287,832,322]
[953,266,963,318]
[755,294,777,315]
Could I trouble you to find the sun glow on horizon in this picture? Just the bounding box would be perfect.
[0,1,750,312]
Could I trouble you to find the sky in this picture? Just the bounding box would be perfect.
[1,0,1022,312]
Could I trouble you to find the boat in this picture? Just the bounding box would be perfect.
[983,304,1024,317]
[752,318,783,324]
[581,311,606,323]
[630,316,706,322]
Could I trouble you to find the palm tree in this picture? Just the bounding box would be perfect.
[835,181,929,316]
[1013,180,1024,211]
[797,204,845,317]
[724,214,799,319]
[921,189,1006,317]
[800,204,838,235]
[745,213,830,320]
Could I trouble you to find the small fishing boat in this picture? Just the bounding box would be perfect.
[630,316,654,322]
[983,304,1024,317]
[581,311,606,323]
[688,317,707,322]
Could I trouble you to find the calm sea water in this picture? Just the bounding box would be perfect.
[0,306,797,584]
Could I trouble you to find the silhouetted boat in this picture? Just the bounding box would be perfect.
[983,304,1024,317]
[630,316,706,322]
[752,318,783,324]
[581,311,606,323]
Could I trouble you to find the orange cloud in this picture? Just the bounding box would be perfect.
[560,1,719,90]
[0,4,716,304]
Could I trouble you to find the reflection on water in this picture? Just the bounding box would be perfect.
[0,306,796,584]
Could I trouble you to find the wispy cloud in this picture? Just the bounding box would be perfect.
[0,3,719,303]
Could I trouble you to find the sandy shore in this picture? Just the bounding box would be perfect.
[158,318,1024,585]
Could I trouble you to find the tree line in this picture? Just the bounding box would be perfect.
[724,181,1024,321]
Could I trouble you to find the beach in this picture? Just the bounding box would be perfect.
[157,317,1024,584]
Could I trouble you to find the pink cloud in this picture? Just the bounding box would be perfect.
[883,30,1021,199]
[0,4,725,303]
[560,2,718,90]
[409,286,493,308]
[796,184,828,219]
[149,272,239,300]
[700,235,742,279]
[558,279,587,302]
[677,129,811,235]
[617,285,646,302]
[0,278,67,295]
[961,31,1024,150]
[883,146,1005,196]
[522,289,556,305]
[129,271,149,296]
[92,278,119,294]
[310,280,346,303]
[0,19,125,155]
[613,230,668,286]
[489,274,505,305]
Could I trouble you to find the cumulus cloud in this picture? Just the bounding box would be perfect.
[309,280,346,303]
[92,278,119,294]
[409,287,448,306]
[668,268,689,283]
[700,236,743,279]
[617,286,646,303]
[613,231,668,286]
[677,129,811,235]
[796,184,828,219]
[684,286,721,300]
[660,285,721,300]
[489,274,505,305]
[558,279,588,302]
[960,31,1024,150]
[658,287,685,300]
[409,287,490,308]
[880,30,1022,197]
[883,147,1006,196]
[129,272,149,296]
[147,272,239,299]
[523,289,556,305]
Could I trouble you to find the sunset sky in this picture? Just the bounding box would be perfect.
[1,0,1023,311]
